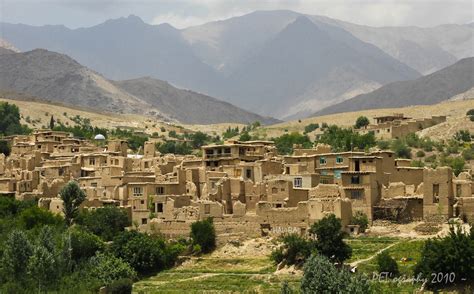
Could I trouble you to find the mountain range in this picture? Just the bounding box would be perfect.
[0,10,472,119]
[0,49,276,125]
[312,57,474,116]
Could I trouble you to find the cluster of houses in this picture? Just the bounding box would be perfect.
[0,122,472,240]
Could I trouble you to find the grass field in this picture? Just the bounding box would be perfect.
[133,237,431,293]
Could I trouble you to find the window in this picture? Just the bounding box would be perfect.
[224,148,231,154]
[286,167,290,174]
[133,187,143,197]
[156,186,164,195]
[334,170,341,179]
[456,184,462,197]
[204,204,210,214]
[246,169,252,179]
[294,177,303,188]
[336,156,343,164]
[157,203,163,213]
[319,157,327,165]
[433,184,440,203]
[140,200,145,205]
[141,218,147,225]
[276,204,282,208]
[272,187,278,194]
[89,158,95,165]
[351,190,363,199]
[91,182,97,187]
[351,176,360,184]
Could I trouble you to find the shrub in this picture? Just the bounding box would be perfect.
[470,115,474,122]
[416,150,425,157]
[391,139,411,159]
[90,253,137,287]
[0,140,11,156]
[107,278,133,294]
[19,206,63,230]
[376,140,390,150]
[304,123,319,134]
[273,133,313,155]
[376,251,399,277]
[190,217,216,254]
[440,155,465,176]
[354,116,370,129]
[270,234,314,266]
[239,131,251,141]
[453,130,471,142]
[76,207,130,241]
[350,211,369,233]
[414,225,474,287]
[69,227,105,261]
[317,125,376,152]
[411,160,425,168]
[309,214,351,263]
[466,109,474,116]
[301,255,372,294]
[462,147,474,161]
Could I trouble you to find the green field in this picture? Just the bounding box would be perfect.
[133,237,427,293]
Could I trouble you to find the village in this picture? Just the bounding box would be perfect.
[1,112,472,242]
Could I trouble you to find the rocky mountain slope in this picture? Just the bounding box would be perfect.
[0,49,275,124]
[311,57,474,116]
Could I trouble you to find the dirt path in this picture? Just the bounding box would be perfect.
[350,241,401,267]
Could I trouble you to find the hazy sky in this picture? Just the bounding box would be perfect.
[0,0,472,29]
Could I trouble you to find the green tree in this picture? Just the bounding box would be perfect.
[270,234,314,266]
[156,141,192,155]
[19,206,63,230]
[69,227,105,261]
[453,130,471,142]
[0,140,11,156]
[59,181,86,226]
[76,206,130,241]
[28,245,58,292]
[190,217,216,254]
[301,255,371,294]
[111,231,173,274]
[49,115,55,129]
[391,139,412,159]
[354,116,370,129]
[239,131,251,141]
[2,230,33,281]
[190,131,209,148]
[90,252,137,287]
[273,133,313,155]
[0,102,30,136]
[303,123,319,134]
[414,225,474,287]
[317,125,375,152]
[350,211,369,233]
[309,214,351,263]
[376,251,399,277]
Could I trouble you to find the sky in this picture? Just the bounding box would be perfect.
[0,0,472,29]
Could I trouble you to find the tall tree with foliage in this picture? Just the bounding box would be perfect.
[190,217,216,254]
[76,206,130,241]
[2,230,33,282]
[354,116,370,129]
[273,132,313,155]
[59,181,86,226]
[0,102,29,136]
[49,115,56,129]
[28,245,58,292]
[317,125,375,152]
[309,214,352,263]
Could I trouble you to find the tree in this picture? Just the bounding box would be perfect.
[69,227,105,261]
[391,139,411,159]
[111,231,172,274]
[19,206,63,230]
[90,252,137,287]
[190,217,216,254]
[309,214,352,263]
[376,251,399,277]
[76,206,130,241]
[304,123,319,134]
[59,181,86,226]
[0,102,29,136]
[301,255,371,294]
[273,133,313,155]
[317,125,375,152]
[270,234,314,266]
[355,116,370,129]
[466,109,474,116]
[350,211,369,233]
[239,131,251,142]
[453,130,471,142]
[190,131,209,148]
[28,245,58,292]
[414,225,474,287]
[49,115,55,129]
[2,230,33,281]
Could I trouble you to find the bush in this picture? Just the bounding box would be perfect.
[414,225,474,287]
[309,214,351,263]
[317,125,376,152]
[466,109,474,116]
[76,207,130,241]
[111,231,170,274]
[156,141,192,155]
[273,133,313,155]
[239,131,251,141]
[350,211,369,233]
[69,227,105,261]
[453,130,471,142]
[190,217,216,254]
[0,140,11,156]
[470,115,474,122]
[440,155,465,176]
[301,255,372,294]
[19,206,63,230]
[354,116,370,129]
[391,139,411,159]
[304,123,319,134]
[416,150,425,157]
[107,278,133,294]
[270,234,314,266]
[89,252,137,287]
[376,140,390,150]
[376,251,399,277]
